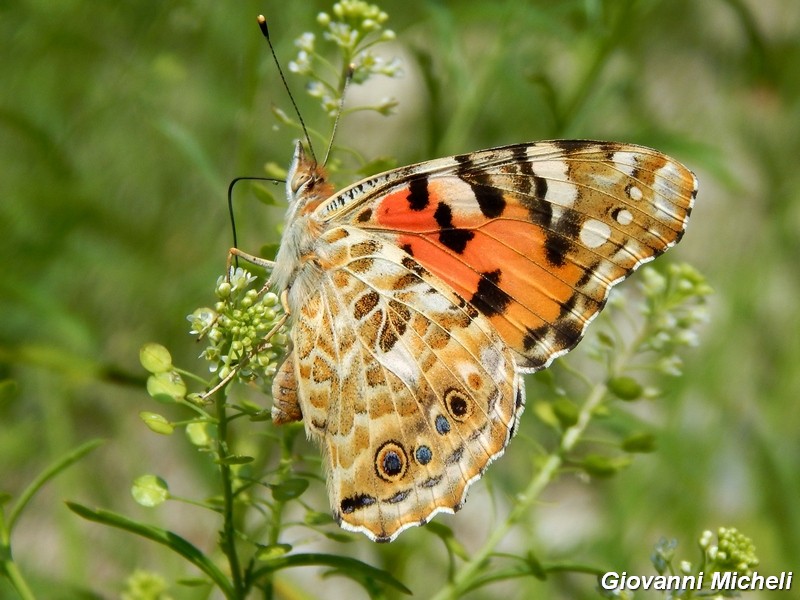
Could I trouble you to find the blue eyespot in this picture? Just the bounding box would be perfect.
[383,451,402,476]
[415,445,433,465]
[435,415,451,435]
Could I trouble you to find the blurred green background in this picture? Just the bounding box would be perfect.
[2,0,799,598]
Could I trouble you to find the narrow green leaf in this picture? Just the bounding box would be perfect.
[66,502,234,598]
[8,439,104,531]
[596,331,616,348]
[532,400,559,429]
[177,577,212,587]
[255,543,292,561]
[461,553,598,594]
[263,161,287,180]
[251,553,411,595]
[322,531,355,543]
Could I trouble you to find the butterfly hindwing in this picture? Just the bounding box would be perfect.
[273,225,521,541]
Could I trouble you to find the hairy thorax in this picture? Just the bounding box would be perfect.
[270,142,336,313]
[271,211,328,312]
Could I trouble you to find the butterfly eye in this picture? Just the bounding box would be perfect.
[290,172,312,194]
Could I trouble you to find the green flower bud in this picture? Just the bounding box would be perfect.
[131,474,169,507]
[581,454,630,478]
[216,281,232,299]
[552,397,578,428]
[621,432,657,453]
[608,376,643,401]
[146,371,187,403]
[186,421,211,446]
[699,529,714,549]
[263,292,279,306]
[139,411,174,435]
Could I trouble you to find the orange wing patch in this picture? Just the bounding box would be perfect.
[368,192,591,366]
[347,141,696,371]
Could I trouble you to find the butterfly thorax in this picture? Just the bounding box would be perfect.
[270,142,335,309]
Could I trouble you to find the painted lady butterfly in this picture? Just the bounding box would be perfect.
[255,138,696,542]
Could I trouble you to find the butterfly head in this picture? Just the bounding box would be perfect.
[286,141,334,215]
[271,141,334,297]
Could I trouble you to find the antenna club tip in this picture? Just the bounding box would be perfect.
[347,63,356,76]
[257,15,269,37]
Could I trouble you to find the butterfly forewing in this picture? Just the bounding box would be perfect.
[329,141,697,371]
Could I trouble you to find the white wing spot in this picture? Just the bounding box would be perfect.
[479,346,505,381]
[534,160,577,208]
[615,209,633,225]
[628,185,643,201]
[612,151,639,177]
[378,343,420,386]
[580,219,612,249]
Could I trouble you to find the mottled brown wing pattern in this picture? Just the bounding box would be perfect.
[272,225,522,542]
[327,140,697,372]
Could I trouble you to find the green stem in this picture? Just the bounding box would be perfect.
[1,509,36,600]
[216,392,244,598]
[267,429,298,548]
[2,562,36,600]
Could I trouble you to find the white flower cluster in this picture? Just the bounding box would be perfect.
[288,1,402,116]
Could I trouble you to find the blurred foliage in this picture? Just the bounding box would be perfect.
[1,0,799,598]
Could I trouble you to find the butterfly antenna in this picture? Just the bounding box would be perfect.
[257,15,317,165]
[322,63,355,167]
[227,176,282,268]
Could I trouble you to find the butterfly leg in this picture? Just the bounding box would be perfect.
[228,247,276,270]
[227,247,277,296]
